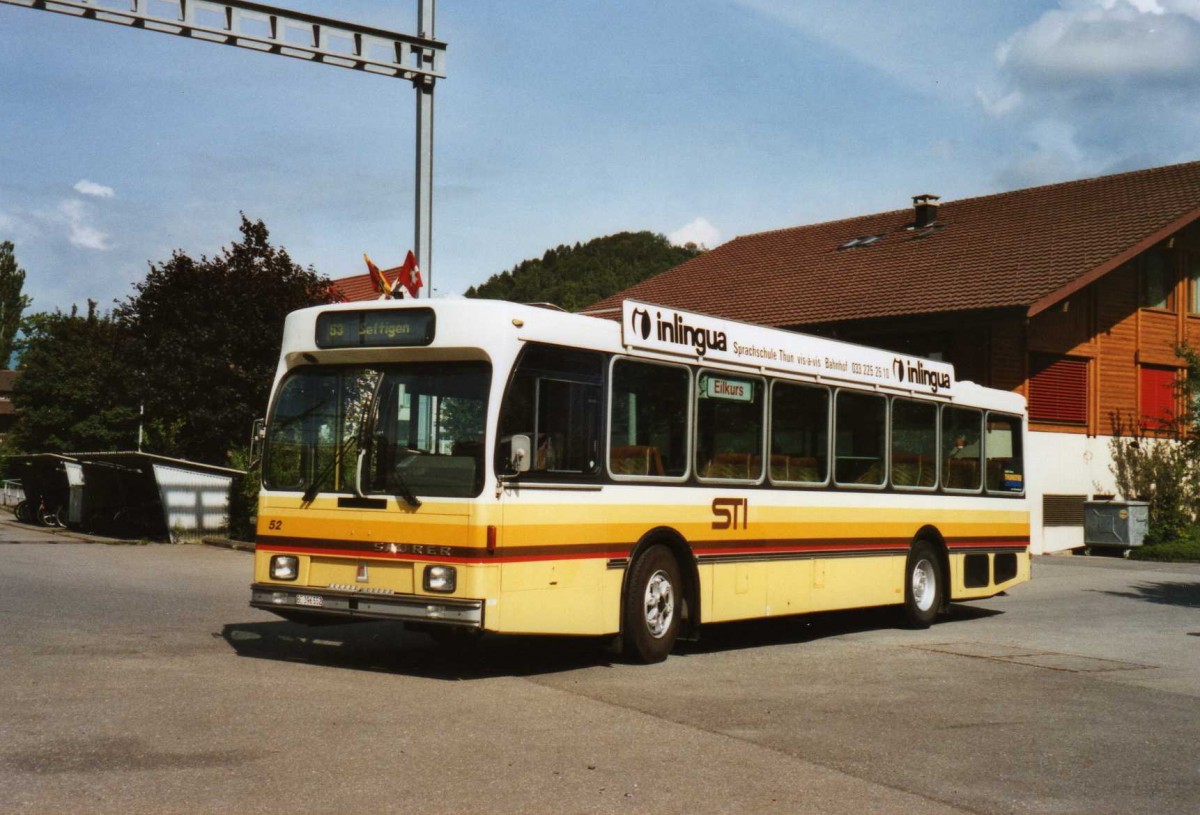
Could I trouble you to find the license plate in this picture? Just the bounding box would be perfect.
[295,594,324,608]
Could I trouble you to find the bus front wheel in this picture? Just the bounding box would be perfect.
[902,540,943,629]
[622,544,681,663]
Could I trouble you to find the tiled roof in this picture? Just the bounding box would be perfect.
[330,262,414,303]
[330,273,379,303]
[586,160,1200,327]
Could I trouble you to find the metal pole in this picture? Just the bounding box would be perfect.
[414,0,435,298]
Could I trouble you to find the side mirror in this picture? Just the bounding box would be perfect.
[249,418,265,468]
[510,434,532,473]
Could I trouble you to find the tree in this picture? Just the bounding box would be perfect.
[114,215,338,464]
[10,301,138,453]
[465,231,702,311]
[0,240,32,368]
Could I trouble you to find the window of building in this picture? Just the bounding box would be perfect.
[1028,354,1088,425]
[609,359,690,479]
[496,344,604,477]
[891,398,937,490]
[696,372,765,482]
[942,406,982,491]
[834,390,886,487]
[1140,249,1174,310]
[1140,365,1177,431]
[769,382,829,485]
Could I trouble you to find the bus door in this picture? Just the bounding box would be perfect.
[493,344,607,631]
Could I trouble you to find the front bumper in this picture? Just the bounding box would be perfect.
[250,583,484,628]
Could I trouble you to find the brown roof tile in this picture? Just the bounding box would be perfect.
[330,261,413,303]
[586,160,1200,326]
[330,273,378,303]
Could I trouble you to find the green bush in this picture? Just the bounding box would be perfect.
[226,446,260,542]
[1130,531,1200,562]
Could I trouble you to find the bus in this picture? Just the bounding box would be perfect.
[250,298,1029,662]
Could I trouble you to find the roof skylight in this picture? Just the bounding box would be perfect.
[837,234,883,250]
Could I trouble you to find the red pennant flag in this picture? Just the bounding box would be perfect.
[398,250,423,299]
[364,253,393,297]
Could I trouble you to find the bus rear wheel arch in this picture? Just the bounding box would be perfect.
[621,543,685,663]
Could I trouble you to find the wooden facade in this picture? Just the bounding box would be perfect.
[806,221,1200,439]
[586,162,1200,551]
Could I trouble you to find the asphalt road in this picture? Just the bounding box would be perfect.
[2,518,1198,814]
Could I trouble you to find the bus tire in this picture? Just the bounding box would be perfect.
[902,540,943,629]
[622,544,681,663]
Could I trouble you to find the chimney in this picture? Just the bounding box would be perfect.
[913,194,940,228]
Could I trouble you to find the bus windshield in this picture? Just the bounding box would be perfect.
[263,362,491,499]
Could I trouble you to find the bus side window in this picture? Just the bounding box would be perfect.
[834,391,886,487]
[942,406,983,491]
[770,381,829,485]
[696,373,765,482]
[891,398,938,490]
[496,344,603,477]
[985,412,1024,493]
[609,359,690,479]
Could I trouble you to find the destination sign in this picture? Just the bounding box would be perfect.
[316,308,435,349]
[702,375,754,402]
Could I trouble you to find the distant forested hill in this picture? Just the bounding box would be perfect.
[464,231,702,311]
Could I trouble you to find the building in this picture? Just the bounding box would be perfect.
[586,160,1200,554]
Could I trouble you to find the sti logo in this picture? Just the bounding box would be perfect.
[711,497,749,530]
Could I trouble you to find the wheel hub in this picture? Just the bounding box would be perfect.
[912,558,937,612]
[643,569,675,638]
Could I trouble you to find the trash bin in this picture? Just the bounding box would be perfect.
[1084,500,1149,555]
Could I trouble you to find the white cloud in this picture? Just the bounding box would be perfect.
[999,0,1200,89]
[59,199,112,251]
[668,217,721,249]
[981,0,1200,187]
[73,179,116,198]
[976,89,1023,118]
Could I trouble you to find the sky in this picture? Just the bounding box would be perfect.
[3,0,1200,315]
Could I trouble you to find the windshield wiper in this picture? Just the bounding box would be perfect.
[301,427,360,504]
[391,458,422,509]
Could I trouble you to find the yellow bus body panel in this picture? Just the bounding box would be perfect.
[254,492,1029,636]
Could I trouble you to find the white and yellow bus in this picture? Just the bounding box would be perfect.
[251,298,1029,662]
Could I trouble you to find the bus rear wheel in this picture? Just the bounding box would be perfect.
[622,544,681,663]
[902,540,943,629]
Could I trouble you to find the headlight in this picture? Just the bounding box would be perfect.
[423,564,456,593]
[270,555,299,581]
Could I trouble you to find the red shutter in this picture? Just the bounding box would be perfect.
[1028,355,1087,425]
[1140,366,1176,430]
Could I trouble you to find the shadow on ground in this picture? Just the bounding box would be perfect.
[1093,581,1200,608]
[219,603,1002,680]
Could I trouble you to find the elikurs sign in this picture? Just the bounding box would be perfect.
[621,300,956,396]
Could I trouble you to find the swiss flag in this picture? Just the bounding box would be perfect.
[398,250,423,299]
